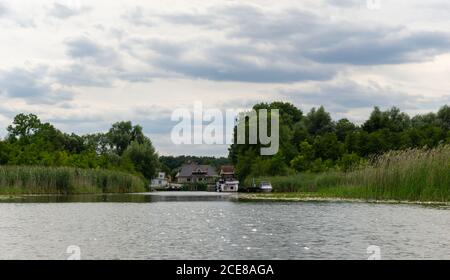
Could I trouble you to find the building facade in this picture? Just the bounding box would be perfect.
[176,163,218,184]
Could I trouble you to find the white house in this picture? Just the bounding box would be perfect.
[151,172,169,188]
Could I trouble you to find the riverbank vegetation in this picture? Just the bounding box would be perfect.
[233,102,449,202]
[230,102,450,181]
[0,166,146,195]
[0,114,157,194]
[245,145,450,202]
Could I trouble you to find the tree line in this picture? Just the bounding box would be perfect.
[2,103,449,184]
[0,114,159,182]
[229,102,450,181]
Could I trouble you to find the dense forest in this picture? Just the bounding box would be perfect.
[0,113,159,182]
[229,102,450,181]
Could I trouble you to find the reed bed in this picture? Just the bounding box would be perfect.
[247,145,450,202]
[0,166,146,195]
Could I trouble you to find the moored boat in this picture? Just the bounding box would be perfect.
[259,181,273,193]
[216,179,239,192]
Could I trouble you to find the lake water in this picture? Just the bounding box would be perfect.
[0,192,449,260]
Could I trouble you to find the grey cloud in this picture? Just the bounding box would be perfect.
[153,58,333,83]
[0,3,34,27]
[304,31,450,65]
[0,68,73,105]
[323,0,362,7]
[161,13,216,26]
[46,106,176,136]
[224,6,450,65]
[66,37,101,58]
[60,37,156,86]
[121,7,154,27]
[0,103,18,119]
[129,38,335,83]
[66,37,120,66]
[222,7,321,41]
[281,80,443,114]
[117,4,450,84]
[0,3,7,16]
[48,3,91,19]
[52,63,115,87]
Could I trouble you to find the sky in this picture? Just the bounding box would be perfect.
[0,0,449,156]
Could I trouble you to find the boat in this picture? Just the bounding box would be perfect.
[259,181,273,193]
[216,179,239,192]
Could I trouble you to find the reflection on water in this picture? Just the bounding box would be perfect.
[0,192,449,260]
[1,191,237,203]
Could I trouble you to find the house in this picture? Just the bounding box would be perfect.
[176,163,218,184]
[151,172,169,188]
[219,165,235,180]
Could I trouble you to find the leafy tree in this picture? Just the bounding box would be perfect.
[7,113,42,141]
[335,118,357,142]
[123,141,159,180]
[411,113,437,128]
[0,140,10,164]
[313,133,344,161]
[363,107,385,133]
[303,106,334,136]
[437,105,450,130]
[107,121,146,155]
[290,141,314,172]
[1,113,160,181]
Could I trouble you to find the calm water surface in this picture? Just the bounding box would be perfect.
[0,192,449,260]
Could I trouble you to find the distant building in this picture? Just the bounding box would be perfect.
[176,163,218,184]
[151,172,169,188]
[219,165,235,180]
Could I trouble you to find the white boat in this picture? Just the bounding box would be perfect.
[216,179,239,192]
[259,181,273,193]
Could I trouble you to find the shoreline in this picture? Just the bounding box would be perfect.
[2,191,450,206]
[237,193,450,206]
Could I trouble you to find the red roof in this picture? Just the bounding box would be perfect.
[220,165,235,174]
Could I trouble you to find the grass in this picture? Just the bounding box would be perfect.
[0,166,147,195]
[245,145,450,202]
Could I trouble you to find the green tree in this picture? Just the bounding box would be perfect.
[290,141,314,172]
[7,113,42,140]
[363,107,385,133]
[335,118,357,142]
[313,133,344,161]
[107,121,147,155]
[123,141,159,180]
[303,106,334,136]
[0,140,10,164]
[437,105,450,130]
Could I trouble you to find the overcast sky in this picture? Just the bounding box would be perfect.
[0,0,449,156]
